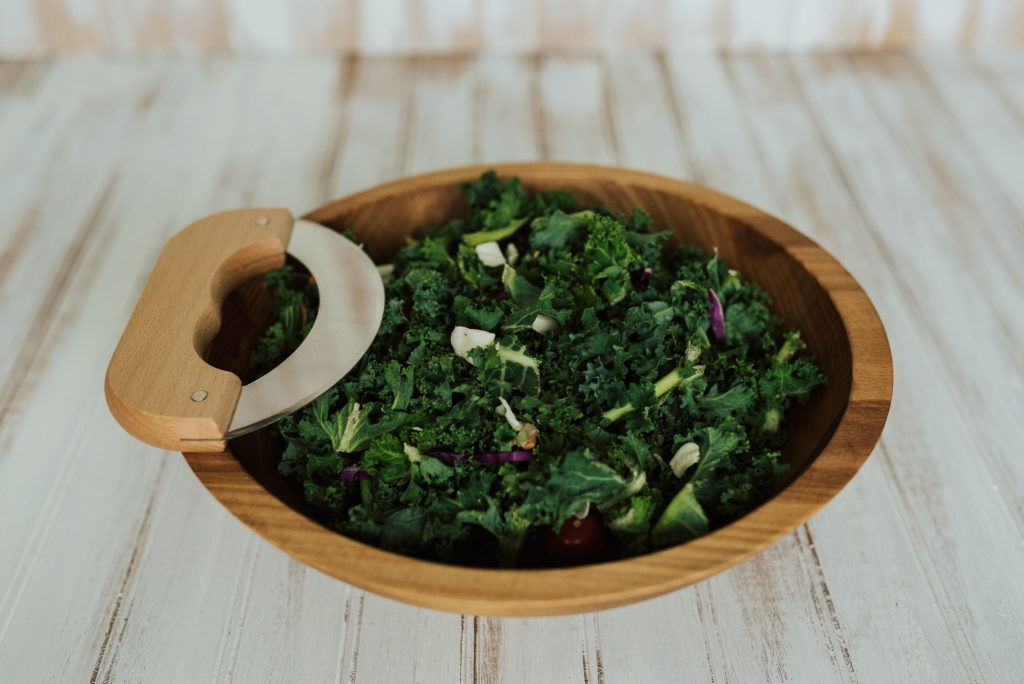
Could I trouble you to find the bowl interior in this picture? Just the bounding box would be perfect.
[207,167,852,559]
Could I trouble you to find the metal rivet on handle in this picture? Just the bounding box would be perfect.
[255,216,269,226]
[191,390,208,402]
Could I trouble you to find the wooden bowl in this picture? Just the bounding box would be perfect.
[191,163,893,616]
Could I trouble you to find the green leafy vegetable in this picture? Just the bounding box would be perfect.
[253,171,825,567]
[651,483,708,547]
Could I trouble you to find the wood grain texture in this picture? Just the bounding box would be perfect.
[2,0,1023,56]
[1,54,1022,682]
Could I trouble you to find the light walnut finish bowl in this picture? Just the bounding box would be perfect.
[187,163,893,617]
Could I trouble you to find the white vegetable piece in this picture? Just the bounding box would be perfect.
[685,341,701,362]
[450,326,496,364]
[505,242,520,266]
[403,443,422,463]
[501,263,516,288]
[474,241,506,267]
[496,397,523,431]
[531,314,559,335]
[670,442,701,477]
[568,500,591,520]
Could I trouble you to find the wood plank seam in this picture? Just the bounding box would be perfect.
[653,51,700,183]
[315,55,357,202]
[693,585,724,682]
[529,54,550,161]
[89,457,167,684]
[0,404,103,649]
[874,442,984,674]
[599,55,623,166]
[210,535,259,683]
[338,592,365,684]
[798,526,857,681]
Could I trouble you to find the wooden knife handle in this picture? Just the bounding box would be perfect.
[105,208,294,452]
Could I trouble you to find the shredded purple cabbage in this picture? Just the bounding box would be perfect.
[708,289,726,343]
[632,267,653,286]
[473,450,534,464]
[339,467,370,483]
[430,450,534,465]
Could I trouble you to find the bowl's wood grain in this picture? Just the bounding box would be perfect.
[186,163,893,616]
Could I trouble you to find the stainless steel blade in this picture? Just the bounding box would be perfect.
[224,219,385,438]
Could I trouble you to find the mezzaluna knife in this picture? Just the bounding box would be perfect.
[105,208,384,452]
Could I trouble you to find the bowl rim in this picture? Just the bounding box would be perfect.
[184,162,893,616]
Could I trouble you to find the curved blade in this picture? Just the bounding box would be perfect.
[225,220,385,438]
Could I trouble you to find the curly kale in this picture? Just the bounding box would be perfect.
[252,171,825,567]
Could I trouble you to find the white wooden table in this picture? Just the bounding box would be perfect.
[1,52,1022,683]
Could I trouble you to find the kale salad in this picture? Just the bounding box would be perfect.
[250,172,824,568]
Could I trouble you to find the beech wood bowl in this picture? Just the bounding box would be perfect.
[192,163,892,616]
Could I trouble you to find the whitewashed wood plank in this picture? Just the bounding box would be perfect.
[3,54,1024,684]
[333,597,464,684]
[742,53,1024,681]
[0,2,42,54]
[711,51,991,682]
[225,545,353,684]
[404,57,476,176]
[106,59,362,684]
[0,61,172,411]
[653,52,779,211]
[914,52,1024,225]
[322,57,412,199]
[471,615,591,683]
[537,56,616,165]
[217,57,350,211]
[846,53,1024,523]
[0,60,270,682]
[802,53,1024,528]
[475,55,542,163]
[595,594,714,682]
[479,0,541,53]
[0,59,362,683]
[0,58,182,638]
[0,61,45,129]
[222,0,294,52]
[852,54,1024,290]
[601,52,690,178]
[0,60,128,248]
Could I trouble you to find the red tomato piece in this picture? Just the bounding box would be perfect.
[543,511,608,567]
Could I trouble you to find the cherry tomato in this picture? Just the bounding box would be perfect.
[543,511,608,567]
